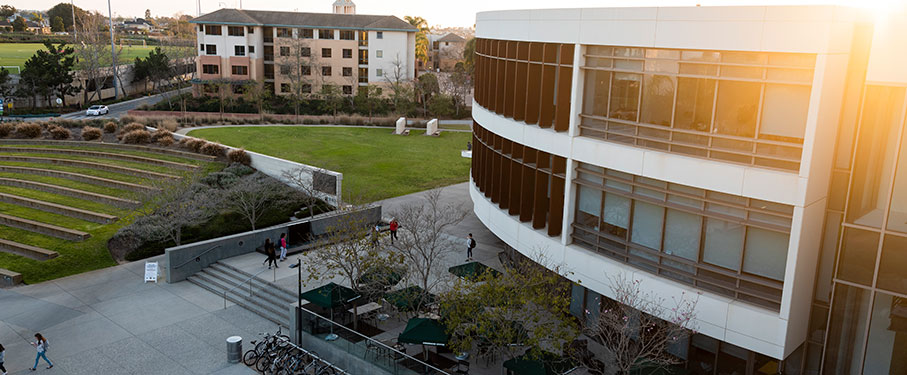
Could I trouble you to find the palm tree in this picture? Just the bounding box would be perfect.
[405,16,429,68]
[31,12,44,24]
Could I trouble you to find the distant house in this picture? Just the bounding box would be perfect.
[428,33,466,72]
[0,19,51,34]
[121,18,153,33]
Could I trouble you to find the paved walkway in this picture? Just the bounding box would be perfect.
[175,123,472,135]
[0,256,266,375]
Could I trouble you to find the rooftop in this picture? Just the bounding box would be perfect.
[190,8,417,32]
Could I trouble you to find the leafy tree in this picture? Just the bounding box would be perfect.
[463,37,476,75]
[318,84,343,120]
[242,81,271,123]
[404,16,429,65]
[11,16,26,32]
[353,85,384,122]
[428,94,454,118]
[0,69,13,98]
[18,41,80,107]
[47,2,87,32]
[30,12,43,23]
[446,63,471,116]
[132,47,171,92]
[51,16,64,32]
[0,5,16,18]
[416,72,439,115]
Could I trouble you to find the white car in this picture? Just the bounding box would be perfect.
[85,105,109,116]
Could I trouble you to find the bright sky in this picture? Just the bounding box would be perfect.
[4,0,902,28]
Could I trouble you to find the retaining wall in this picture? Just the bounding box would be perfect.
[0,213,90,241]
[0,239,58,261]
[0,192,117,224]
[0,177,141,208]
[0,165,158,193]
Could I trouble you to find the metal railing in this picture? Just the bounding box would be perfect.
[173,245,221,270]
[276,335,350,374]
[298,305,451,375]
[223,267,271,309]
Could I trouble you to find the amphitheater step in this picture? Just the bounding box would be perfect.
[0,155,180,180]
[0,213,90,241]
[0,268,23,287]
[0,140,216,162]
[0,239,59,261]
[0,165,158,193]
[0,177,141,208]
[0,147,199,171]
[0,192,117,224]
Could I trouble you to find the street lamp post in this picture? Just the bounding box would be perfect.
[70,0,76,40]
[289,259,302,345]
[106,0,119,99]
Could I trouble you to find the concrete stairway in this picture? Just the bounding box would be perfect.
[188,261,296,326]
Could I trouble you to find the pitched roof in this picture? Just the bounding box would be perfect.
[190,8,417,32]
[437,33,465,43]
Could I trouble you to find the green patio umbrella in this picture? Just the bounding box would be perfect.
[448,261,501,280]
[385,286,435,312]
[398,318,449,346]
[357,266,404,288]
[503,351,576,375]
[300,282,361,309]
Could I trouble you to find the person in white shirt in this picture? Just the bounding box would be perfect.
[30,333,52,371]
[466,233,476,261]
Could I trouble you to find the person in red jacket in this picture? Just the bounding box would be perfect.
[389,219,399,244]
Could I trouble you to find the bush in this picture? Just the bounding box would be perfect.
[227,148,251,165]
[119,115,138,124]
[48,125,71,140]
[15,123,42,138]
[201,171,239,188]
[200,142,225,157]
[0,123,14,138]
[184,138,206,152]
[157,135,174,146]
[121,129,151,144]
[159,119,179,132]
[224,163,254,177]
[151,129,172,142]
[81,126,103,141]
[103,121,117,133]
[122,122,146,133]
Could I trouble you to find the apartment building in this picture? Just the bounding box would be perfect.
[189,7,416,96]
[428,32,467,72]
[470,5,907,374]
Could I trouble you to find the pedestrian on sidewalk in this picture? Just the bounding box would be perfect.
[29,333,52,371]
[370,226,380,249]
[279,233,288,261]
[0,342,7,375]
[263,239,278,269]
[389,219,399,244]
[466,233,476,261]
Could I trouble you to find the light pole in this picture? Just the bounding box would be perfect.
[70,0,76,40]
[106,0,119,99]
[289,259,302,345]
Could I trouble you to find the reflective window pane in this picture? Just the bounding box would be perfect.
[603,193,630,230]
[837,227,880,286]
[863,292,907,375]
[664,209,701,261]
[583,70,610,117]
[714,81,760,138]
[878,235,907,295]
[640,74,675,126]
[888,106,907,233]
[742,228,790,281]
[847,86,905,227]
[824,283,871,375]
[609,73,641,121]
[674,77,714,134]
[577,185,602,229]
[703,218,744,271]
[760,84,811,141]
[631,201,665,250]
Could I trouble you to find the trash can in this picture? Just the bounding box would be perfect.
[226,336,242,364]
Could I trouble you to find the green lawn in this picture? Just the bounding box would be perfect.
[0,43,158,72]
[0,144,221,283]
[188,127,473,202]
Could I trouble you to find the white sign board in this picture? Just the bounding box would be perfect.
[144,262,159,283]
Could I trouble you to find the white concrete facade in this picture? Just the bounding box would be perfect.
[471,5,876,361]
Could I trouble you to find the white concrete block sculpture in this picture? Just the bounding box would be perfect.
[395,117,406,134]
[426,119,439,136]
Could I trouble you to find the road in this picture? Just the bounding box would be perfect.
[59,87,189,120]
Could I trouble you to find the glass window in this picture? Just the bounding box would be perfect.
[609,73,641,121]
[862,292,907,375]
[279,65,290,75]
[301,47,311,57]
[279,46,290,57]
[584,289,601,327]
[342,67,352,77]
[760,84,811,141]
[300,28,313,39]
[322,66,332,76]
[702,218,744,271]
[837,227,880,286]
[664,209,701,262]
[888,109,907,233]
[322,48,332,58]
[234,45,245,56]
[376,31,383,39]
[376,50,383,58]
[577,185,602,229]
[847,86,905,227]
[631,201,665,250]
[823,284,871,375]
[878,235,907,295]
[673,77,714,134]
[714,81,760,138]
[342,48,353,59]
[640,74,675,126]
[276,27,291,37]
[205,25,221,35]
[569,284,585,318]
[318,29,334,39]
[742,228,789,281]
[603,193,630,238]
[583,70,610,117]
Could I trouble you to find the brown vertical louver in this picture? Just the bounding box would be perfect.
[509,144,523,216]
[548,156,567,236]
[519,148,537,222]
[554,65,573,131]
[532,152,551,229]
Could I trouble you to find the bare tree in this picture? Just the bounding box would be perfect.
[74,11,121,104]
[281,166,336,219]
[277,35,317,123]
[390,187,469,312]
[128,178,221,247]
[441,250,580,363]
[581,274,699,375]
[222,172,293,230]
[384,54,415,115]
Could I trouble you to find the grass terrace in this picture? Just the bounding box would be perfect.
[187,126,473,202]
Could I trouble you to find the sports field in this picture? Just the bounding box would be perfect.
[0,43,158,72]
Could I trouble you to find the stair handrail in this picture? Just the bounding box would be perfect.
[173,244,222,269]
[223,267,270,309]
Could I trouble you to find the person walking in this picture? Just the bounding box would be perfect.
[466,233,476,261]
[262,239,278,269]
[389,219,399,244]
[29,333,52,371]
[1,342,7,375]
[370,226,380,249]
[278,233,288,262]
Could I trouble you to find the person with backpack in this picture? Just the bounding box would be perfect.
[278,233,288,262]
[262,238,278,269]
[30,333,52,371]
[1,342,7,375]
[389,219,399,244]
[466,233,476,261]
